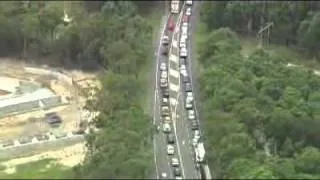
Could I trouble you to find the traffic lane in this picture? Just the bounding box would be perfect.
[152,14,170,179]
[154,92,174,179]
[186,3,203,130]
[155,71,175,178]
[154,131,170,178]
[176,92,199,179]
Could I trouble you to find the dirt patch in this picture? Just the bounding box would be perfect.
[1,143,86,168]
[0,90,10,96]
[0,105,79,141]
[3,167,15,174]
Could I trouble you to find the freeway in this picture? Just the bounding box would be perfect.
[152,1,206,179]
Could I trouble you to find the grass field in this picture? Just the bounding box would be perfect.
[0,159,73,179]
[239,36,320,69]
[194,21,320,71]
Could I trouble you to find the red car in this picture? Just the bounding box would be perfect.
[183,15,189,23]
[168,15,175,32]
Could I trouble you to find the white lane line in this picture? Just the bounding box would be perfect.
[169,83,179,92]
[153,14,169,180]
[169,69,179,79]
[172,40,178,48]
[169,54,179,64]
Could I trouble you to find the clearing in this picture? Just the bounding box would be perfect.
[0,142,86,179]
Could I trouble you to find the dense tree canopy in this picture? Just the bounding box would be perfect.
[197,27,320,179]
[0,1,155,179]
[200,1,320,58]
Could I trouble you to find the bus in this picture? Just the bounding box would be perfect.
[171,0,180,14]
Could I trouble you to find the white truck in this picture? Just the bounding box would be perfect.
[195,142,205,163]
[186,0,192,6]
[171,0,180,14]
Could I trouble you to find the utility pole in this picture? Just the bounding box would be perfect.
[257,22,274,48]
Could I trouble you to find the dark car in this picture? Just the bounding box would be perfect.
[162,97,169,106]
[185,82,192,92]
[180,58,186,66]
[167,133,175,144]
[191,120,199,130]
[182,75,190,83]
[162,88,169,98]
[162,46,169,55]
[174,167,182,176]
[45,112,62,125]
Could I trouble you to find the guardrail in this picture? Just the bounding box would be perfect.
[0,130,89,150]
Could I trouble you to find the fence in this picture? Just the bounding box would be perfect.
[0,133,85,161]
[0,96,63,118]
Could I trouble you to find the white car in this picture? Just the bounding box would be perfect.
[161,71,168,79]
[160,78,168,88]
[186,0,192,5]
[167,145,175,155]
[160,62,167,71]
[161,172,168,178]
[163,115,171,122]
[194,130,200,140]
[180,38,186,48]
[163,123,171,133]
[182,28,188,38]
[175,176,182,180]
[186,7,192,16]
[162,106,170,116]
[181,31,188,41]
[192,138,198,146]
[162,97,169,105]
[171,157,180,167]
[180,47,187,57]
[186,92,194,101]
[162,35,169,45]
[188,109,195,120]
[182,26,188,34]
[180,65,187,76]
[182,22,188,28]
[185,98,193,109]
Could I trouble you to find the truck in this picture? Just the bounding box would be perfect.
[171,0,180,14]
[195,142,205,163]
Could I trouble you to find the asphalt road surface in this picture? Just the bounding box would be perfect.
[174,2,201,179]
[152,1,204,179]
[152,11,182,179]
[152,13,173,179]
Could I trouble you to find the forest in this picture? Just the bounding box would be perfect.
[198,1,320,179]
[201,1,320,59]
[0,1,156,179]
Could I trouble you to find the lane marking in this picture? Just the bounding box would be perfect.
[169,54,179,64]
[172,40,178,48]
[169,69,180,78]
[169,83,180,92]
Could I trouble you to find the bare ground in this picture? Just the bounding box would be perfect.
[0,57,98,141]
[1,142,86,174]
